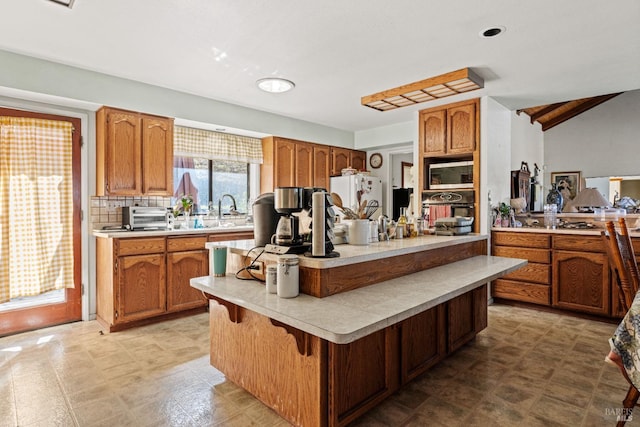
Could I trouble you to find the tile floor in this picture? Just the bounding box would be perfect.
[0,304,637,427]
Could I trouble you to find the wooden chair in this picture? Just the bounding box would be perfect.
[601,218,640,426]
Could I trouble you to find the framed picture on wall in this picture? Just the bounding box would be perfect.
[551,171,582,202]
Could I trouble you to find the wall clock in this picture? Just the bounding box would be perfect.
[369,153,383,169]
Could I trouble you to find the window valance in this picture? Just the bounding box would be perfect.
[174,125,263,164]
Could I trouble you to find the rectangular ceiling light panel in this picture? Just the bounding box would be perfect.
[361,68,484,112]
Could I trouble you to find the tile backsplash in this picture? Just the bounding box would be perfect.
[91,196,173,230]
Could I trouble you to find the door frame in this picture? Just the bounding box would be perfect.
[0,107,82,336]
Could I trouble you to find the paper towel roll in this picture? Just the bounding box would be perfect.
[312,192,325,256]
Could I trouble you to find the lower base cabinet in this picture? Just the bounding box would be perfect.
[167,236,209,312]
[117,253,166,322]
[96,231,252,332]
[208,284,487,427]
[492,231,622,318]
[552,249,610,316]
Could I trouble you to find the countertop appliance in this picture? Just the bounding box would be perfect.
[265,187,311,254]
[253,193,279,247]
[428,160,474,190]
[330,174,383,218]
[122,206,170,230]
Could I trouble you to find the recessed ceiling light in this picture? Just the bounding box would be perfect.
[256,78,295,93]
[480,26,506,38]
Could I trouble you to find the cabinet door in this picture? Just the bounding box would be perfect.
[116,254,166,323]
[350,150,367,172]
[167,249,208,312]
[400,305,446,384]
[420,109,447,156]
[274,139,296,187]
[552,250,610,316]
[295,142,314,187]
[331,147,351,176]
[313,145,331,190]
[328,326,400,426]
[104,109,142,195]
[142,115,173,196]
[447,102,476,154]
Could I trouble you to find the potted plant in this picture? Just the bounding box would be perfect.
[173,194,194,228]
[499,202,511,227]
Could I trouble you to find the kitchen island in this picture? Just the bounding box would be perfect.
[191,235,526,426]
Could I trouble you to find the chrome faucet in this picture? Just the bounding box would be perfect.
[218,194,238,219]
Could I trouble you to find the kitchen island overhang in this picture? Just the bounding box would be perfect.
[190,235,526,426]
[191,255,526,345]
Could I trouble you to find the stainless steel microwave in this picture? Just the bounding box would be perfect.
[429,160,474,190]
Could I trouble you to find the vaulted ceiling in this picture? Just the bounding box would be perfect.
[516,93,622,131]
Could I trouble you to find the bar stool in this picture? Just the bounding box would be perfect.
[601,218,640,426]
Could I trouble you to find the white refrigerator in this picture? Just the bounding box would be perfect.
[330,174,383,218]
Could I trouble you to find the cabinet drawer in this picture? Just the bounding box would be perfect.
[553,235,604,252]
[492,279,550,305]
[502,263,550,284]
[493,246,550,264]
[492,232,550,249]
[115,237,166,256]
[167,236,208,252]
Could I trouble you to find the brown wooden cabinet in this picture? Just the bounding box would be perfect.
[400,305,446,384]
[330,147,351,175]
[100,237,167,325]
[313,145,331,190]
[117,253,166,322]
[166,236,209,312]
[491,230,623,318]
[209,283,488,427]
[261,136,366,192]
[418,98,480,232]
[492,232,552,306]
[551,234,611,316]
[261,136,331,193]
[330,147,367,176]
[328,327,400,426]
[96,106,173,196]
[419,99,477,157]
[96,230,252,332]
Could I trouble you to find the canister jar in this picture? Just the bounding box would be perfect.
[265,264,277,294]
[277,255,299,298]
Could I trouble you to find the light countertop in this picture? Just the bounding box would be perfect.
[491,226,640,237]
[208,234,488,269]
[191,254,526,344]
[93,224,254,238]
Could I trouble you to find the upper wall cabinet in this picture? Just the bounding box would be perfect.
[330,147,367,176]
[261,136,329,193]
[96,106,174,196]
[419,99,478,157]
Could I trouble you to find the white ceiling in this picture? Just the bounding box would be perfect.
[1,0,639,132]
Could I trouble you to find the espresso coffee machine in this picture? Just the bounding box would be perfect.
[265,187,310,254]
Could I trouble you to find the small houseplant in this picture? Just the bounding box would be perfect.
[498,202,512,227]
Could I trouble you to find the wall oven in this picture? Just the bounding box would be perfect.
[422,190,475,227]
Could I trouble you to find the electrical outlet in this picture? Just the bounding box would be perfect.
[253,261,265,275]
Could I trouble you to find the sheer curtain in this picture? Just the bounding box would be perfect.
[0,117,74,303]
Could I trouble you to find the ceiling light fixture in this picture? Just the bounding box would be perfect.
[47,0,76,8]
[361,68,484,112]
[480,26,506,38]
[256,78,295,94]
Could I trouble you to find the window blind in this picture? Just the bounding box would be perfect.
[174,125,263,164]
